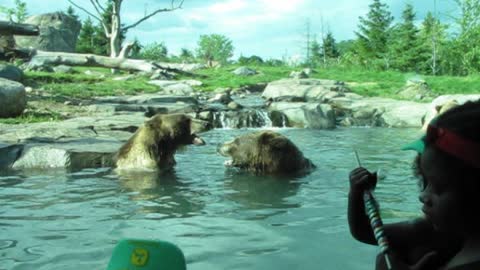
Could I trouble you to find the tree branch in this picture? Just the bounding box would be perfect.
[69,0,111,37]
[67,0,101,22]
[93,0,106,13]
[89,0,105,19]
[123,0,184,31]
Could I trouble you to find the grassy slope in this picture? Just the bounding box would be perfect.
[2,65,480,124]
[193,65,480,98]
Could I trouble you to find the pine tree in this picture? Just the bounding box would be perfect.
[66,5,79,21]
[321,31,340,59]
[354,0,393,68]
[76,17,97,53]
[389,4,422,72]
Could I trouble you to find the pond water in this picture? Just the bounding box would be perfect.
[0,127,425,270]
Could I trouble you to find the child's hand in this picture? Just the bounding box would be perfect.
[349,167,377,193]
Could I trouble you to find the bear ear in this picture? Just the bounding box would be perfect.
[259,131,276,144]
[259,131,288,149]
[269,136,288,149]
[146,114,163,129]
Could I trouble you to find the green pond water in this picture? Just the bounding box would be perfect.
[0,127,424,270]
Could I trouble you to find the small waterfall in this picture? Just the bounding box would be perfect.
[280,114,288,128]
[212,109,277,129]
[256,110,273,128]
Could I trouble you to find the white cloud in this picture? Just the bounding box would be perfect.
[8,0,460,59]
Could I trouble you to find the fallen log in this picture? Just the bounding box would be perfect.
[0,20,39,36]
[29,50,160,72]
[28,50,207,77]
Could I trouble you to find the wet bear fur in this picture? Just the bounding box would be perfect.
[115,113,205,171]
[217,130,315,175]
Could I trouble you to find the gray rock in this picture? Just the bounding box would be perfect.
[396,79,435,101]
[0,78,26,117]
[232,66,257,76]
[331,96,430,127]
[148,80,195,95]
[0,64,23,81]
[0,143,24,170]
[12,139,118,170]
[289,70,308,79]
[268,102,336,129]
[15,12,81,52]
[262,79,349,102]
[53,65,74,74]
[227,101,243,110]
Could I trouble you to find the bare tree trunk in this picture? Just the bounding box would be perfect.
[0,20,39,36]
[30,50,159,72]
[110,0,122,58]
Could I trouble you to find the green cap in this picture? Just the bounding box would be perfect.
[106,239,186,270]
[401,135,426,154]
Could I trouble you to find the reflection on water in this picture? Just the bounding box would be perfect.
[0,127,423,270]
[223,170,302,211]
[116,170,206,219]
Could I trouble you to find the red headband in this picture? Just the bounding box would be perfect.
[427,125,480,169]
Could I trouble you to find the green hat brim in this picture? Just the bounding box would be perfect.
[401,135,426,153]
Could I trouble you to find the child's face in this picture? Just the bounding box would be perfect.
[419,146,465,233]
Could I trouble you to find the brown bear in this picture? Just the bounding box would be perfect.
[115,113,205,171]
[217,130,315,175]
[421,99,459,131]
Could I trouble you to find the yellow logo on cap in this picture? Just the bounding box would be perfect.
[131,248,149,266]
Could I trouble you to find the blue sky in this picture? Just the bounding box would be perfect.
[2,0,458,59]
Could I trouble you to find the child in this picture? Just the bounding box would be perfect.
[348,100,480,270]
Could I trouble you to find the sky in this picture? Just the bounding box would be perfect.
[1,0,459,59]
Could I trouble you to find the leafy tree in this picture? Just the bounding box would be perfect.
[0,0,28,22]
[129,38,143,58]
[138,42,168,61]
[452,0,480,74]
[238,55,264,65]
[389,4,422,72]
[354,0,393,68]
[196,34,234,66]
[418,12,448,75]
[179,48,195,62]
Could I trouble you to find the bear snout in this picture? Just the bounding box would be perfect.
[217,143,230,157]
[192,134,206,145]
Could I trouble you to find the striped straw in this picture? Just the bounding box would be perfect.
[354,150,392,270]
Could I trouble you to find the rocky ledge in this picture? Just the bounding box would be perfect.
[1,77,479,171]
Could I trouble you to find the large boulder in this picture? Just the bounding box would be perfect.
[262,79,349,102]
[268,102,336,129]
[15,12,81,52]
[0,64,23,81]
[0,78,26,117]
[396,79,435,101]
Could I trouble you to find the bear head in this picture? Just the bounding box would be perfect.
[217,130,315,175]
[115,113,205,171]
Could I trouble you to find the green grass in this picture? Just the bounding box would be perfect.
[0,110,63,124]
[24,67,158,98]
[189,65,297,91]
[5,64,480,125]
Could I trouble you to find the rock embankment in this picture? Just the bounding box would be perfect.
[2,71,480,171]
